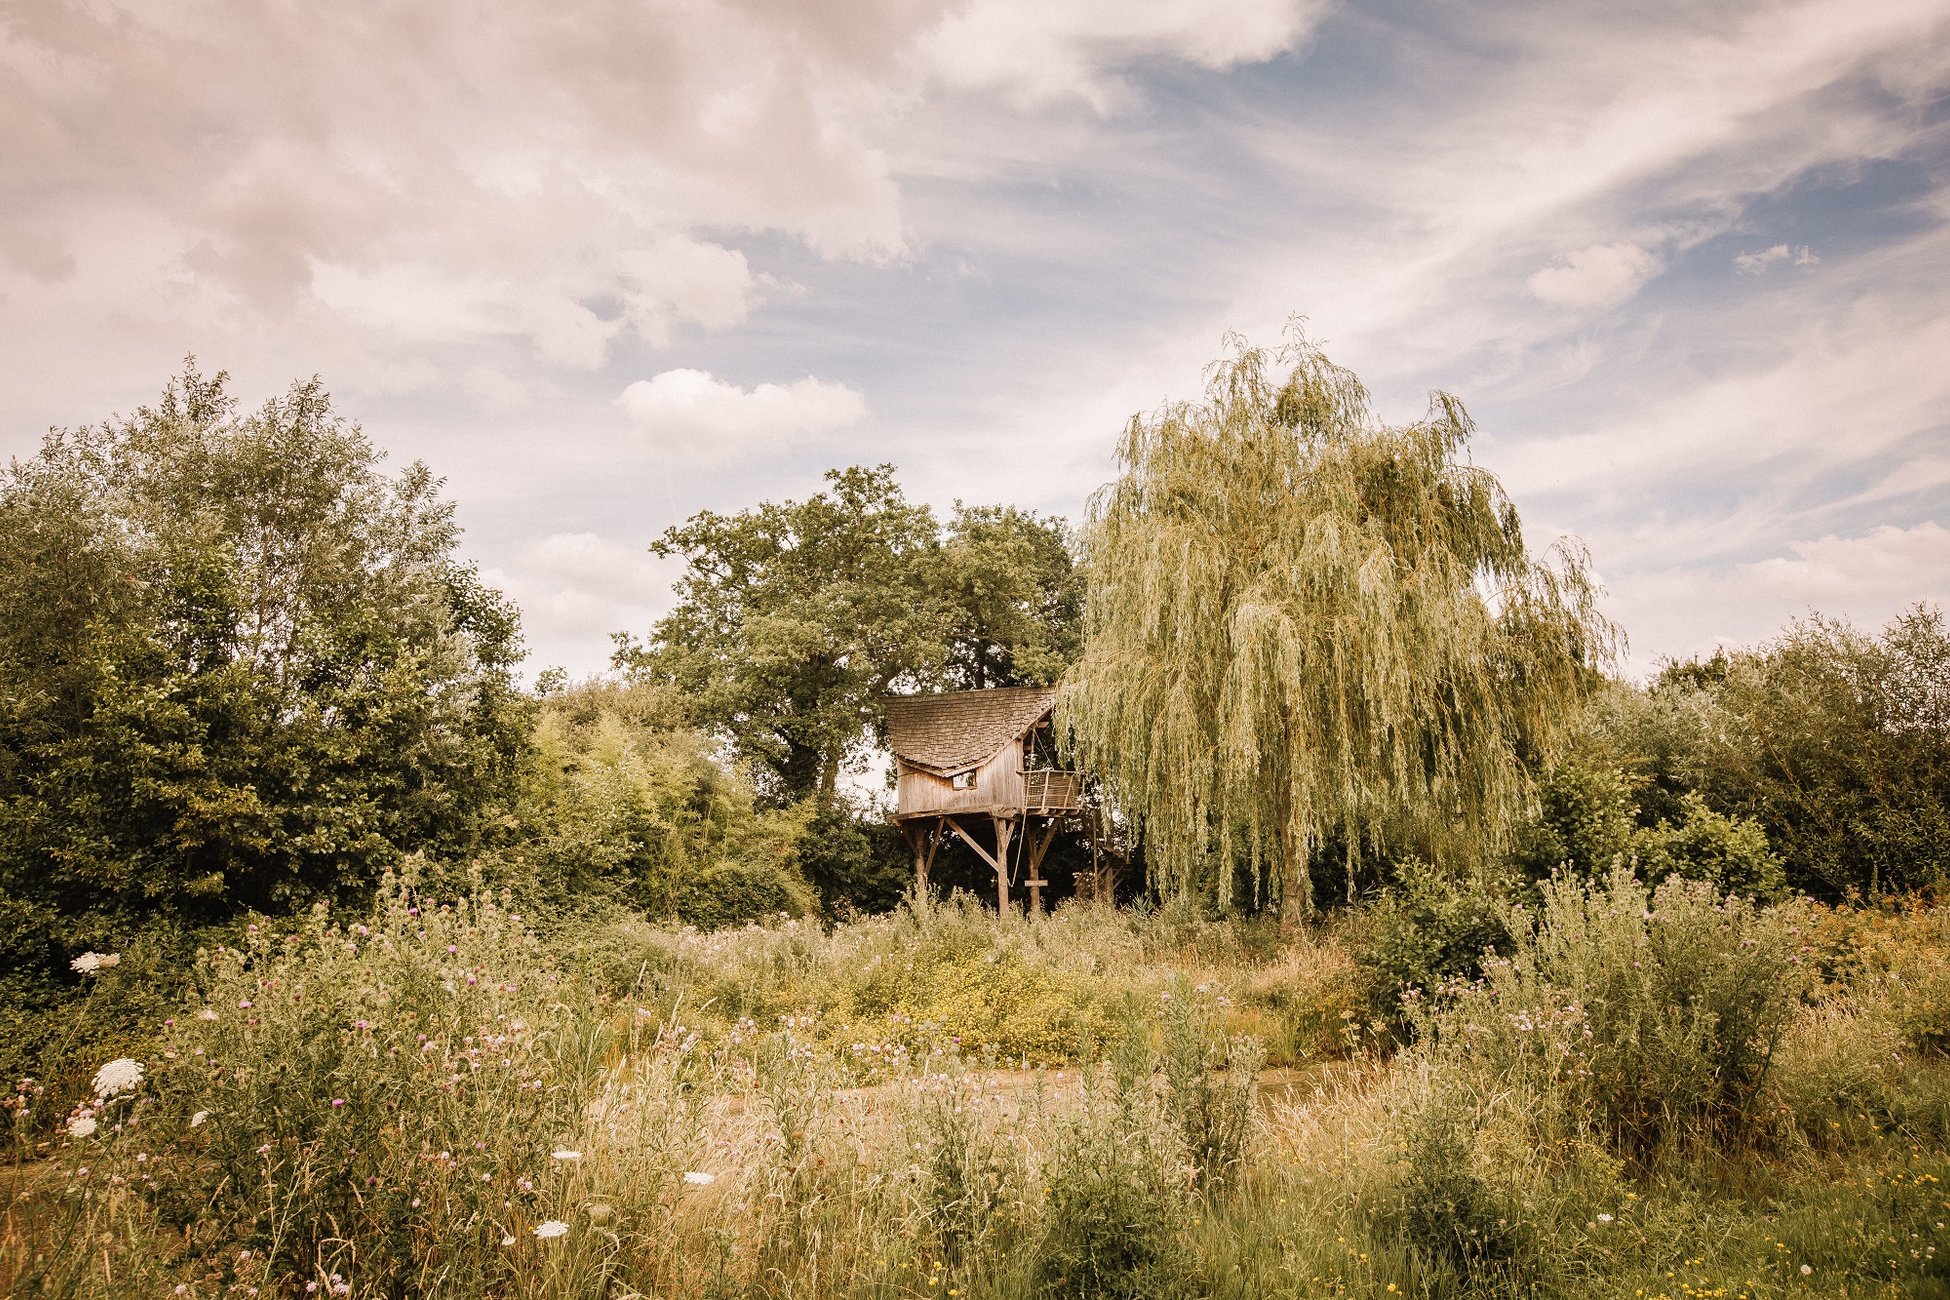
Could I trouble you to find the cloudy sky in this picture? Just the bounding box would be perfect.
[6,0,1949,678]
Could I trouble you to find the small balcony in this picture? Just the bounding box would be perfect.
[1023,768,1085,813]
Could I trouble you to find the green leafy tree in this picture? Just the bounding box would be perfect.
[509,678,815,924]
[1062,331,1619,920]
[1513,762,1784,899]
[1510,761,1640,879]
[939,504,1082,690]
[0,365,529,970]
[1669,607,1950,897]
[616,465,949,802]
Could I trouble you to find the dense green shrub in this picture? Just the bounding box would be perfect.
[1511,761,1640,879]
[793,796,912,918]
[0,368,530,962]
[1354,859,1512,1032]
[1158,979,1263,1195]
[1392,1095,1534,1285]
[676,858,817,929]
[1593,607,1950,899]
[510,679,817,926]
[1633,792,1785,899]
[1421,867,1809,1164]
[904,1070,1030,1275]
[1514,763,1783,897]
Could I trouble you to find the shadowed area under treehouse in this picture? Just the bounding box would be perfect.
[884,685,1105,913]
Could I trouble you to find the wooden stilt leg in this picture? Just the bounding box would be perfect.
[908,825,928,895]
[1025,819,1058,916]
[992,815,1015,915]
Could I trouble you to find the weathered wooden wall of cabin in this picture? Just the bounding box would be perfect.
[896,744,1024,819]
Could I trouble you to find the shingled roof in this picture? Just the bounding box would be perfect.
[884,685,1057,777]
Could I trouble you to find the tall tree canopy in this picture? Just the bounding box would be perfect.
[0,366,529,967]
[1062,333,1618,919]
[619,468,1080,803]
[939,504,1081,691]
[620,466,947,802]
[1594,607,1950,899]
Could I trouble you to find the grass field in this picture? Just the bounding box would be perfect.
[8,878,1950,1299]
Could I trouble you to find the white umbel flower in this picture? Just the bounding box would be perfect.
[68,1115,98,1138]
[70,952,118,974]
[92,1058,144,1098]
[550,1149,581,1161]
[190,1110,210,1128]
[683,1171,715,1186]
[533,1220,569,1240]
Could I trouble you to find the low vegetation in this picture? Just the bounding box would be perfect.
[8,876,1950,1298]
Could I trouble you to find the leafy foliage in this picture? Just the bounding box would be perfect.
[792,795,913,918]
[1353,860,1513,1033]
[1157,979,1263,1196]
[131,885,606,1296]
[1393,1094,1534,1283]
[1514,763,1785,898]
[1421,868,1810,1164]
[1632,792,1785,899]
[1510,761,1640,879]
[1670,608,1950,898]
[1063,330,1618,919]
[508,678,815,924]
[0,365,528,983]
[618,466,945,802]
[1036,1023,1194,1298]
[939,503,1082,691]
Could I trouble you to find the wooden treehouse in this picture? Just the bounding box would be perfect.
[885,685,1088,913]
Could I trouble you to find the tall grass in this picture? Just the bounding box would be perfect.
[8,878,1950,1298]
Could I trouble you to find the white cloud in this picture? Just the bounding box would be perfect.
[460,366,529,414]
[1526,243,1664,308]
[1733,243,1819,273]
[615,237,760,346]
[922,0,1328,109]
[619,369,868,460]
[1741,521,1950,608]
[1499,279,1950,529]
[5,0,1950,691]
[1611,521,1950,674]
[482,532,684,677]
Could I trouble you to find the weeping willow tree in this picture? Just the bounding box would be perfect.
[1061,331,1620,920]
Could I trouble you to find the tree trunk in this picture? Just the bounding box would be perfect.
[1278,834,1313,931]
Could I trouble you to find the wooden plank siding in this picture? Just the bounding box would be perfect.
[894,744,1023,820]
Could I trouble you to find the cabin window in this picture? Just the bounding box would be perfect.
[951,770,976,790]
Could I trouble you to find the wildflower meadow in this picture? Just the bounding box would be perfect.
[9,875,1950,1299]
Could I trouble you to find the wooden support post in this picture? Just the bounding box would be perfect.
[905,823,936,897]
[943,815,1019,915]
[1025,818,1059,915]
[992,815,1015,915]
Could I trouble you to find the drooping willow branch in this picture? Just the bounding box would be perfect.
[1060,328,1621,918]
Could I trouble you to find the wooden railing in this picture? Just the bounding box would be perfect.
[1023,769,1085,812]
